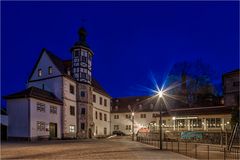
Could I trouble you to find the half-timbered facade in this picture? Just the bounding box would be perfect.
[4,28,111,140]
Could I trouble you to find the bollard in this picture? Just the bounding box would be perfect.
[166,141,168,150]
[172,141,174,152]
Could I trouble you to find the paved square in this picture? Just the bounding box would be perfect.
[1,137,193,159]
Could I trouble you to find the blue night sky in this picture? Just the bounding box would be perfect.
[1,1,239,107]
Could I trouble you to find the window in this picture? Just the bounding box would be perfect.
[38,69,42,77]
[48,66,53,75]
[81,108,85,115]
[42,84,45,90]
[126,114,131,119]
[207,118,221,128]
[114,125,119,130]
[162,120,166,126]
[70,84,75,94]
[37,121,45,131]
[80,91,85,97]
[99,112,102,120]
[176,119,185,128]
[104,99,107,106]
[70,106,75,116]
[82,56,87,63]
[114,115,119,119]
[104,114,107,121]
[126,125,131,130]
[50,106,57,114]
[81,73,87,79]
[93,94,96,102]
[69,125,75,133]
[139,104,143,110]
[95,111,98,119]
[152,113,157,118]
[74,50,79,57]
[192,119,202,128]
[37,103,45,112]
[99,97,103,105]
[140,114,146,118]
[81,123,85,130]
[104,128,107,135]
[115,106,118,110]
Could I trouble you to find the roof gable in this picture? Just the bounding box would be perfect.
[4,87,62,105]
[28,49,63,81]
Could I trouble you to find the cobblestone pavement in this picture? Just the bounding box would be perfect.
[1,136,194,159]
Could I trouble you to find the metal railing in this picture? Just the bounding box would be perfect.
[136,135,240,160]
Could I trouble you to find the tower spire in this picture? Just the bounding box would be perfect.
[78,27,87,43]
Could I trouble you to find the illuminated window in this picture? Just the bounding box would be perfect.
[37,121,45,131]
[70,125,75,133]
[38,69,42,77]
[48,66,53,75]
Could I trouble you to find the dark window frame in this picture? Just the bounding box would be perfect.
[70,106,75,116]
[70,84,75,94]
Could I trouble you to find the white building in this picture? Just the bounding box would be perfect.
[4,27,111,140]
[111,96,232,135]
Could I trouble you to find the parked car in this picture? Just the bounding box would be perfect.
[112,130,126,136]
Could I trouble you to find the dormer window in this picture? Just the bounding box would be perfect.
[115,106,118,110]
[48,66,53,75]
[136,98,139,102]
[116,99,119,102]
[38,69,42,77]
[139,104,142,110]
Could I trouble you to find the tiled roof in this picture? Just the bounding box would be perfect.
[62,59,110,97]
[111,96,229,116]
[111,96,166,113]
[4,87,63,105]
[92,79,111,97]
[223,69,240,77]
[28,49,111,98]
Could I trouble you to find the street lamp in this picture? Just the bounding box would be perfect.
[132,112,135,141]
[158,90,163,150]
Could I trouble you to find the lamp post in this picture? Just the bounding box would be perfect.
[158,90,163,150]
[132,112,135,141]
